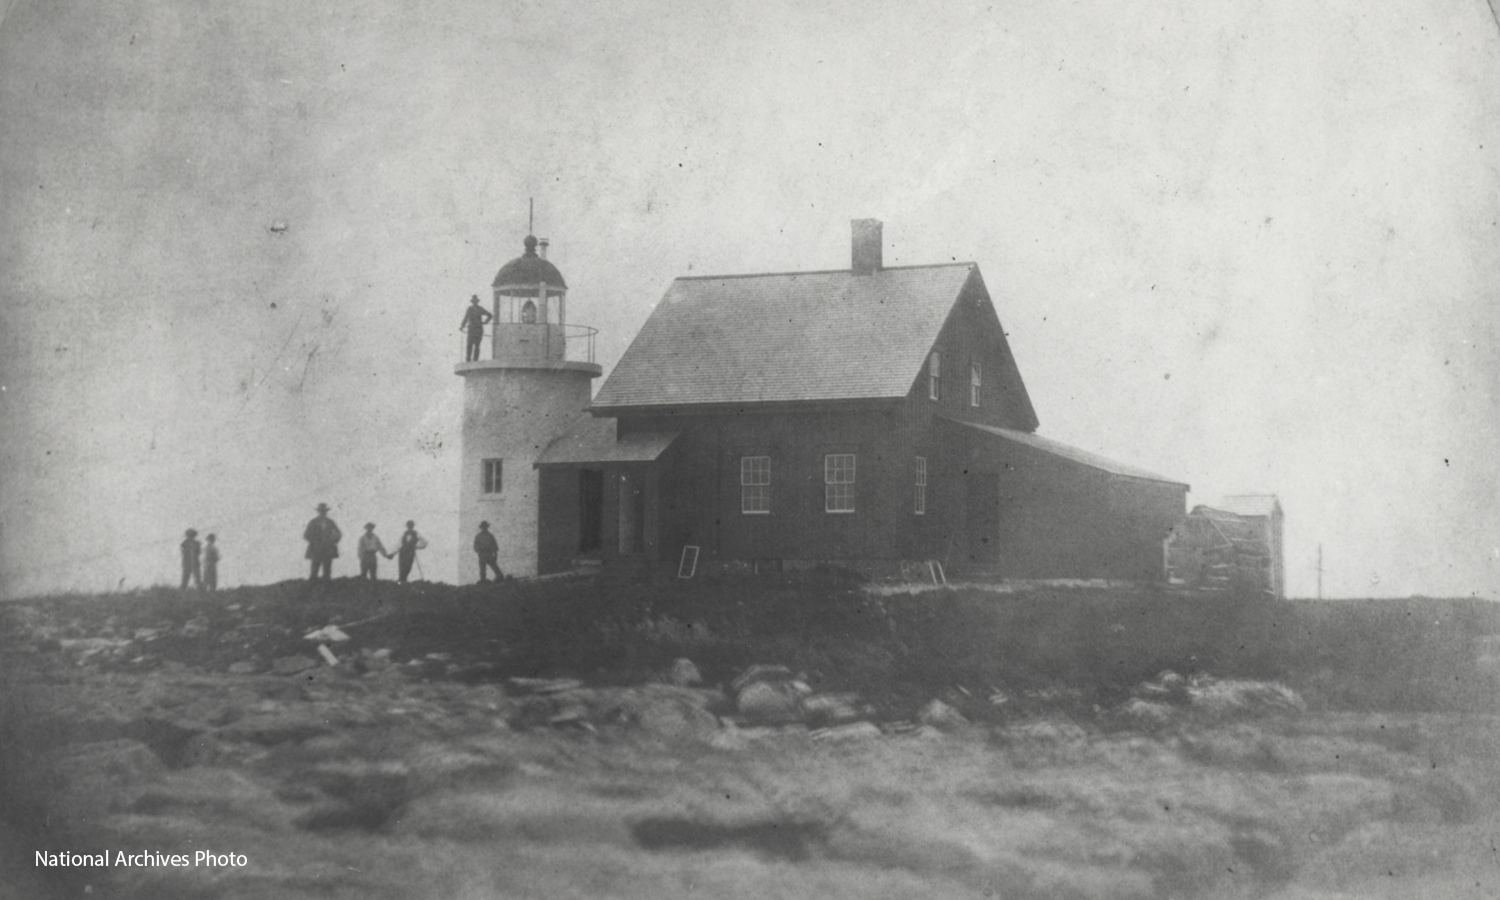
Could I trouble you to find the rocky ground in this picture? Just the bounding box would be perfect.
[3,578,1499,899]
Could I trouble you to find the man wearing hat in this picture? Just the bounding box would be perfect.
[459,294,492,362]
[396,520,425,584]
[357,522,393,580]
[304,503,343,581]
[180,528,202,590]
[473,521,502,582]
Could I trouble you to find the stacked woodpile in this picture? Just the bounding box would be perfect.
[1165,505,1277,597]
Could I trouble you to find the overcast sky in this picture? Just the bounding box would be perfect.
[2,0,1497,599]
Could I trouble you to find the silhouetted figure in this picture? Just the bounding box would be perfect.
[473,521,502,582]
[304,502,342,580]
[203,534,220,591]
[180,529,202,590]
[357,523,393,580]
[460,294,492,362]
[397,520,424,584]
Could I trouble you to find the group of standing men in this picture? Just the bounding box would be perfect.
[303,503,426,583]
[306,505,506,583]
[179,529,220,591]
[180,503,503,588]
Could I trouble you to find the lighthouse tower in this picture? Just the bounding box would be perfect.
[456,233,602,579]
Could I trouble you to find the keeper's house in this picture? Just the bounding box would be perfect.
[527,219,1188,580]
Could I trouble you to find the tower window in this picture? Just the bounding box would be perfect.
[520,300,537,324]
[740,456,771,514]
[481,458,503,494]
[825,454,856,513]
[970,362,981,407]
[915,456,927,515]
[929,351,941,401]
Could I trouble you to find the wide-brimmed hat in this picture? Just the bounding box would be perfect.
[315,502,330,512]
[478,521,490,529]
[185,528,197,537]
[364,522,376,530]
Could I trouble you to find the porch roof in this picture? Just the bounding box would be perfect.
[535,414,679,466]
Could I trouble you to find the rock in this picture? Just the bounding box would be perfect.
[1119,697,1177,727]
[226,661,258,675]
[669,658,703,687]
[730,664,795,693]
[303,625,351,643]
[918,698,968,731]
[634,696,720,739]
[800,692,870,724]
[507,677,584,695]
[271,655,318,675]
[1188,678,1305,718]
[736,681,802,722]
[811,721,882,742]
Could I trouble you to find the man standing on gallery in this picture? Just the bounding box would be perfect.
[304,502,342,581]
[459,294,492,362]
[473,521,502,583]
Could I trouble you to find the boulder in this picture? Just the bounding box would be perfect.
[918,698,968,731]
[800,692,870,724]
[811,721,882,742]
[730,664,795,693]
[736,681,802,722]
[669,658,703,687]
[271,655,318,675]
[1119,697,1177,728]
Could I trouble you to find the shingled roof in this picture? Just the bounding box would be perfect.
[535,415,678,466]
[948,418,1189,487]
[591,264,980,410]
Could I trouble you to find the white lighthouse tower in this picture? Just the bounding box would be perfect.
[455,232,602,579]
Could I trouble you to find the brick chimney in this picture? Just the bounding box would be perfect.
[851,218,882,275]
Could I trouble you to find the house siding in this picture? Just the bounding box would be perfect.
[614,407,927,565]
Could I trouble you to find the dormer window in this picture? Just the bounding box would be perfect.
[520,300,538,324]
[928,352,941,401]
[970,362,981,407]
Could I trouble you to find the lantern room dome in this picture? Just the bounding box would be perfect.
[493,235,567,295]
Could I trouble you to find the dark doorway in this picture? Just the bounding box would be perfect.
[965,471,1000,566]
[618,471,646,554]
[578,469,603,553]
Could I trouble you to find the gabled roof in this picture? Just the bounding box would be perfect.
[948,417,1189,487]
[1215,495,1281,518]
[591,264,980,410]
[535,415,678,466]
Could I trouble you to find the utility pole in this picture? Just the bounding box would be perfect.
[1317,543,1323,600]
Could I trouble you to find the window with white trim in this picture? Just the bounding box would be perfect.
[929,351,941,400]
[970,361,982,407]
[824,454,856,513]
[740,456,771,514]
[481,458,503,494]
[914,456,927,515]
